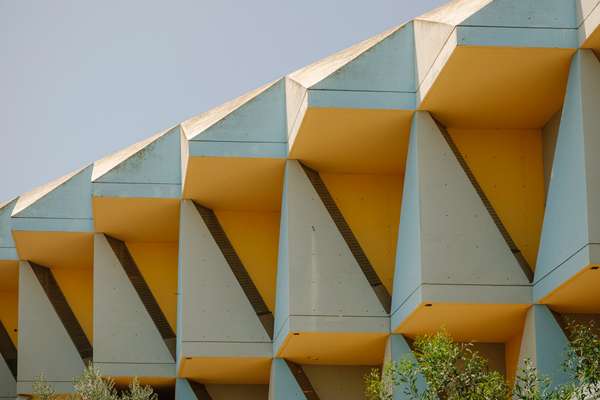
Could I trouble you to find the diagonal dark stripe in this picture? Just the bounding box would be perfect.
[29,262,93,362]
[300,162,392,313]
[286,360,320,400]
[188,379,213,400]
[0,320,17,379]
[193,202,274,339]
[105,235,176,359]
[434,119,534,283]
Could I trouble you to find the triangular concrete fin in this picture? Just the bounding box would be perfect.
[384,335,427,400]
[268,359,307,400]
[93,234,174,365]
[182,79,285,143]
[409,112,529,287]
[280,160,386,319]
[0,354,15,398]
[462,0,577,29]
[92,126,180,184]
[518,305,570,388]
[289,25,402,89]
[311,23,416,92]
[413,19,455,85]
[535,50,600,281]
[417,0,492,26]
[392,119,422,314]
[0,198,17,249]
[178,201,270,343]
[17,261,84,385]
[12,165,93,220]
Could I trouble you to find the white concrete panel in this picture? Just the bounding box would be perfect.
[93,234,173,367]
[413,20,454,85]
[282,160,386,318]
[178,201,270,346]
[416,112,529,286]
[17,261,84,389]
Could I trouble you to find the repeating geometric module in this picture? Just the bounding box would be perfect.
[0,0,599,398]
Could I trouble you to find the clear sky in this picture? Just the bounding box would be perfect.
[0,0,446,201]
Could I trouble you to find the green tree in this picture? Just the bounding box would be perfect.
[366,322,600,400]
[34,364,157,400]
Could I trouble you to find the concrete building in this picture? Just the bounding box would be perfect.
[1,0,600,398]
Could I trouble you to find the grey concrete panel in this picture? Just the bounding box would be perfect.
[178,201,270,352]
[93,234,174,372]
[280,160,386,319]
[17,261,84,391]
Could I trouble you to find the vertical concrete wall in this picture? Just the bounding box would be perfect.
[268,359,306,400]
[93,234,174,377]
[17,261,84,393]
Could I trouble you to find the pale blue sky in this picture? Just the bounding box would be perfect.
[0,0,445,201]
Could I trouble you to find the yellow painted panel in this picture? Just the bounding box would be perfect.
[290,108,413,174]
[421,47,574,128]
[321,173,403,292]
[397,303,529,343]
[505,326,524,385]
[53,267,94,343]
[448,128,545,268]
[13,231,93,270]
[179,357,271,384]
[277,332,387,365]
[184,157,285,212]
[215,211,280,312]
[0,260,18,292]
[582,25,600,56]
[126,242,178,332]
[540,264,600,313]
[93,197,180,242]
[0,290,18,345]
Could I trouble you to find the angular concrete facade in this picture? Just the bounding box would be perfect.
[1,0,600,398]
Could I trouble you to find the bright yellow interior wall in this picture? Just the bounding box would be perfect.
[277,331,387,366]
[13,231,93,270]
[421,47,574,128]
[184,157,285,212]
[126,242,179,332]
[541,264,600,313]
[397,303,529,343]
[447,128,545,269]
[215,210,280,312]
[53,267,94,343]
[179,357,272,384]
[320,173,403,292]
[0,290,18,345]
[93,197,180,242]
[290,108,413,174]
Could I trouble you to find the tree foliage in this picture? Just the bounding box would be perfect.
[34,365,157,400]
[366,322,600,400]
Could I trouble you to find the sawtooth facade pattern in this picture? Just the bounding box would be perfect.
[1,0,600,398]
